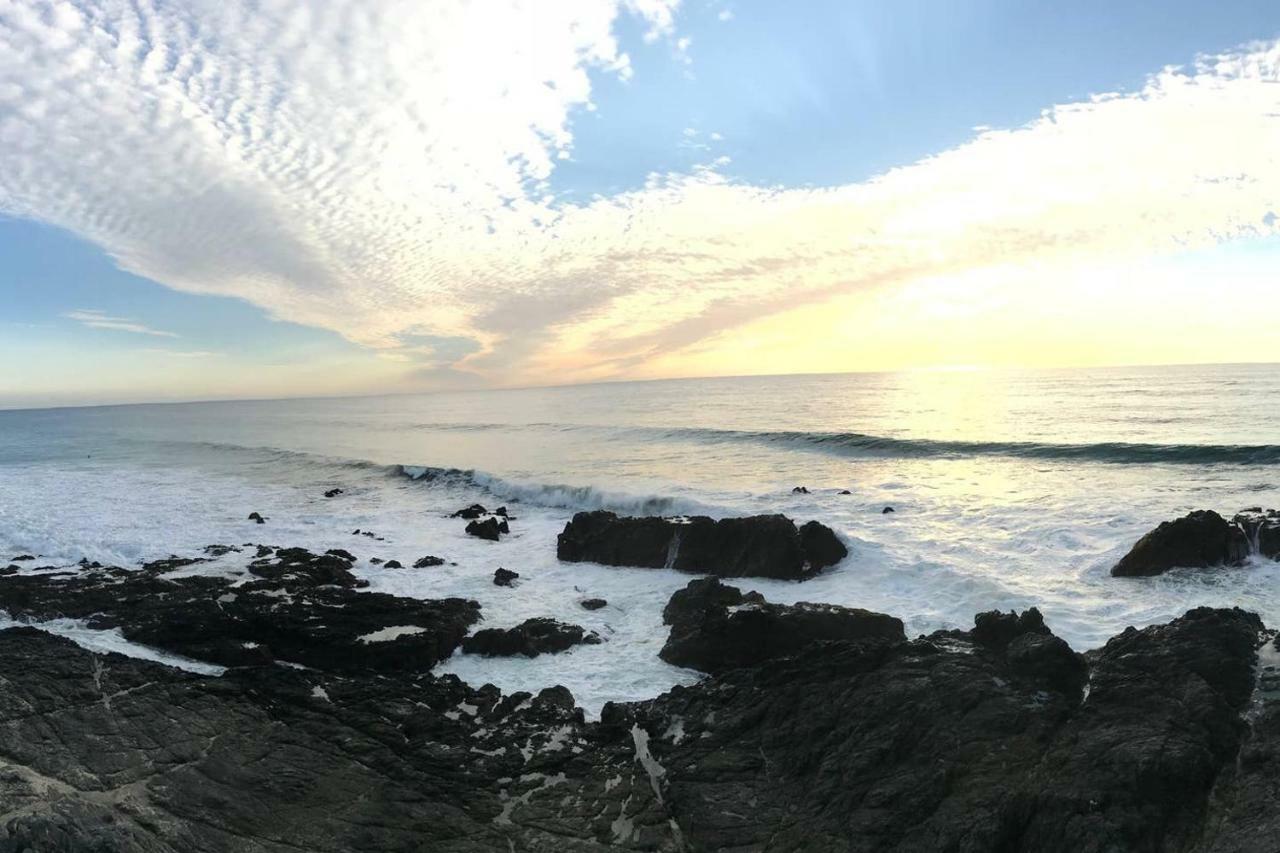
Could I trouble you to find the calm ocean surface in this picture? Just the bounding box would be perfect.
[2,364,1278,713]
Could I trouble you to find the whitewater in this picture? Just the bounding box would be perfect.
[2,364,1278,715]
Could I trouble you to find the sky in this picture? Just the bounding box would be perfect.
[1,0,1279,408]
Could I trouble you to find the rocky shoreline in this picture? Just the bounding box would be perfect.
[0,511,1278,851]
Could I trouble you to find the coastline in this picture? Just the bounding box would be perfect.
[1,508,1278,850]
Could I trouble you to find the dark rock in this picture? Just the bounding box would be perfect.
[325,548,356,561]
[882,506,895,513]
[383,560,402,569]
[1113,510,1250,577]
[792,486,809,494]
[466,517,505,541]
[557,511,847,580]
[1233,507,1280,559]
[838,490,852,495]
[140,555,207,573]
[451,503,488,519]
[660,577,904,673]
[0,555,481,675]
[0,565,18,576]
[580,598,608,610]
[248,512,266,524]
[413,555,446,568]
[369,557,384,565]
[250,547,365,589]
[0,581,1273,851]
[12,554,36,561]
[323,488,344,498]
[254,544,273,558]
[494,506,509,517]
[203,544,241,557]
[461,618,602,658]
[493,567,519,586]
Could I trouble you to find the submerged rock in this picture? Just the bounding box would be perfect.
[659,577,904,673]
[413,555,446,568]
[493,567,519,586]
[323,488,344,498]
[580,598,608,611]
[248,512,266,524]
[383,559,403,569]
[461,617,602,658]
[556,511,847,580]
[1112,509,1250,577]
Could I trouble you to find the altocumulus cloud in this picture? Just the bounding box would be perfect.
[3,2,1280,386]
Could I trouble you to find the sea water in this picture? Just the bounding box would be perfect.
[1,364,1278,715]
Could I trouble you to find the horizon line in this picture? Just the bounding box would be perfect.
[2,359,1277,415]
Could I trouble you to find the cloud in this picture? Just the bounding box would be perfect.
[3,4,1280,388]
[136,348,220,358]
[65,309,177,338]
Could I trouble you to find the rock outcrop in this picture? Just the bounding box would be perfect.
[1113,509,1261,576]
[557,511,847,580]
[466,517,509,541]
[659,577,904,673]
[0,548,479,674]
[461,618,602,657]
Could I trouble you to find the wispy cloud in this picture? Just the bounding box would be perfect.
[65,310,178,338]
[2,4,1279,387]
[136,348,220,359]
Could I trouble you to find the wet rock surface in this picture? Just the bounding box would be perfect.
[466,517,509,541]
[0,551,1278,851]
[0,548,479,674]
[461,617,602,658]
[557,510,848,580]
[659,577,905,673]
[1113,508,1279,577]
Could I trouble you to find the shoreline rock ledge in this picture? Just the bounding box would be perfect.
[0,551,1278,850]
[556,510,847,580]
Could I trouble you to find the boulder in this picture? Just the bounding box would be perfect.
[1112,510,1250,577]
[466,517,506,541]
[580,598,608,611]
[461,618,602,657]
[383,560,403,569]
[659,577,904,673]
[413,555,446,568]
[882,506,895,514]
[493,567,519,586]
[451,503,488,519]
[248,512,266,524]
[323,488,344,498]
[557,511,847,580]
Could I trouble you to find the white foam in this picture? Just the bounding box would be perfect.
[357,625,426,643]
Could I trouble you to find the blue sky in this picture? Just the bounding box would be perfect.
[1,0,1279,407]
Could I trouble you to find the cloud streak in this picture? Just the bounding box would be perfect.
[65,309,177,338]
[3,3,1279,387]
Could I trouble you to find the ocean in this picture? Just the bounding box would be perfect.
[2,363,1278,715]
